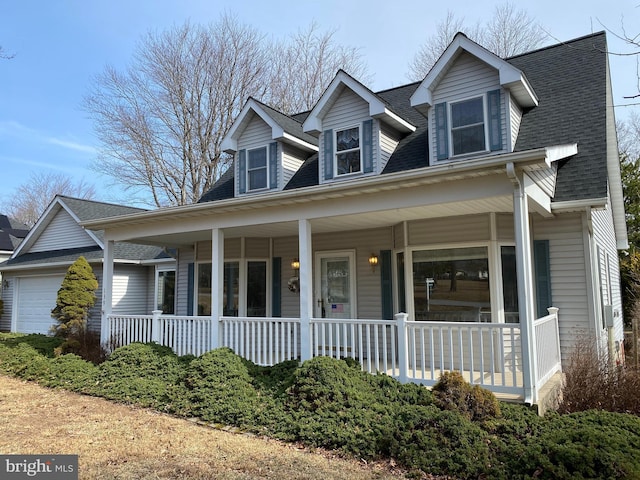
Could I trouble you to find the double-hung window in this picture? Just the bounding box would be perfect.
[335,126,361,175]
[247,146,268,191]
[450,96,486,156]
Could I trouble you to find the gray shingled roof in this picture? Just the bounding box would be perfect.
[508,32,608,201]
[250,98,318,147]
[199,32,610,204]
[0,215,29,251]
[59,195,148,221]
[0,196,171,268]
[1,242,169,268]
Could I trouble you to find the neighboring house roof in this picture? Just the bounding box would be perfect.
[199,32,612,207]
[0,215,29,252]
[0,195,171,271]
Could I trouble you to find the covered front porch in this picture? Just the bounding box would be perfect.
[94,151,567,405]
[106,308,561,403]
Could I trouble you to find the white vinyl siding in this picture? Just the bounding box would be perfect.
[281,144,306,185]
[430,52,504,163]
[379,122,401,171]
[112,265,150,315]
[320,88,373,183]
[237,114,275,194]
[532,213,589,363]
[509,93,523,150]
[592,201,624,347]
[408,214,491,245]
[176,247,194,316]
[30,210,96,253]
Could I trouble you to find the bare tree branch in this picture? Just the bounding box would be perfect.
[2,173,95,227]
[407,2,547,81]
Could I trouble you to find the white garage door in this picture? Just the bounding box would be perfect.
[16,275,65,334]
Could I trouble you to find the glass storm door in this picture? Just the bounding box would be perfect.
[316,252,356,319]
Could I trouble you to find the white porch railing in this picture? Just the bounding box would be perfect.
[220,316,300,365]
[534,307,562,386]
[105,308,561,401]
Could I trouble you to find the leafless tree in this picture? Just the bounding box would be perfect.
[85,15,269,207]
[618,113,640,160]
[266,22,369,114]
[85,15,368,207]
[0,45,14,59]
[3,173,95,227]
[408,2,547,81]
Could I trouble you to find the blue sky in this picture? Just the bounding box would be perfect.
[1,0,638,208]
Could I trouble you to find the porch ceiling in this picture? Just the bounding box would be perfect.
[126,194,514,246]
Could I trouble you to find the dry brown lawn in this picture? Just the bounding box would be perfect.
[0,375,409,480]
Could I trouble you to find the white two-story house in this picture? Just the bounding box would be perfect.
[83,32,626,407]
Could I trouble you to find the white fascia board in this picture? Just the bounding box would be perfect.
[370,105,416,133]
[140,257,177,266]
[545,144,578,165]
[551,198,608,212]
[222,99,285,154]
[304,70,415,134]
[281,132,319,152]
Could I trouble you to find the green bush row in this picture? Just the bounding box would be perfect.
[2,333,640,479]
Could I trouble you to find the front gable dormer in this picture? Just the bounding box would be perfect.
[222,98,318,197]
[410,33,538,165]
[303,71,416,184]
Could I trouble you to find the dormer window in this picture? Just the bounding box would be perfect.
[336,126,361,175]
[247,146,268,191]
[435,89,502,162]
[451,96,486,156]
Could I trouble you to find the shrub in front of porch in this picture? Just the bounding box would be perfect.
[96,342,190,409]
[175,347,266,427]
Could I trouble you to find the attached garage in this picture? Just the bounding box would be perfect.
[14,275,64,334]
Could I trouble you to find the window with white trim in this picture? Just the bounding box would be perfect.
[247,146,268,191]
[450,96,486,156]
[335,126,361,175]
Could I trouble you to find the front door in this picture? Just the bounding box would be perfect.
[315,251,356,319]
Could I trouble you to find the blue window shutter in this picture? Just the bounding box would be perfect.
[380,250,393,320]
[272,257,281,317]
[362,119,373,173]
[533,240,552,317]
[488,89,502,151]
[187,263,194,316]
[238,150,247,194]
[269,142,278,189]
[435,102,448,160]
[323,129,333,180]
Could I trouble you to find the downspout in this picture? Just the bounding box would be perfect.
[507,162,538,405]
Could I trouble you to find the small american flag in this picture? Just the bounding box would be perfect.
[331,304,344,313]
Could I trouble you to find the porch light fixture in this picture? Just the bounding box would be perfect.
[291,258,300,272]
[368,253,378,272]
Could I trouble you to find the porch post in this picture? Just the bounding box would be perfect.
[298,219,313,362]
[395,312,409,383]
[508,163,538,404]
[101,238,114,346]
[211,228,224,351]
